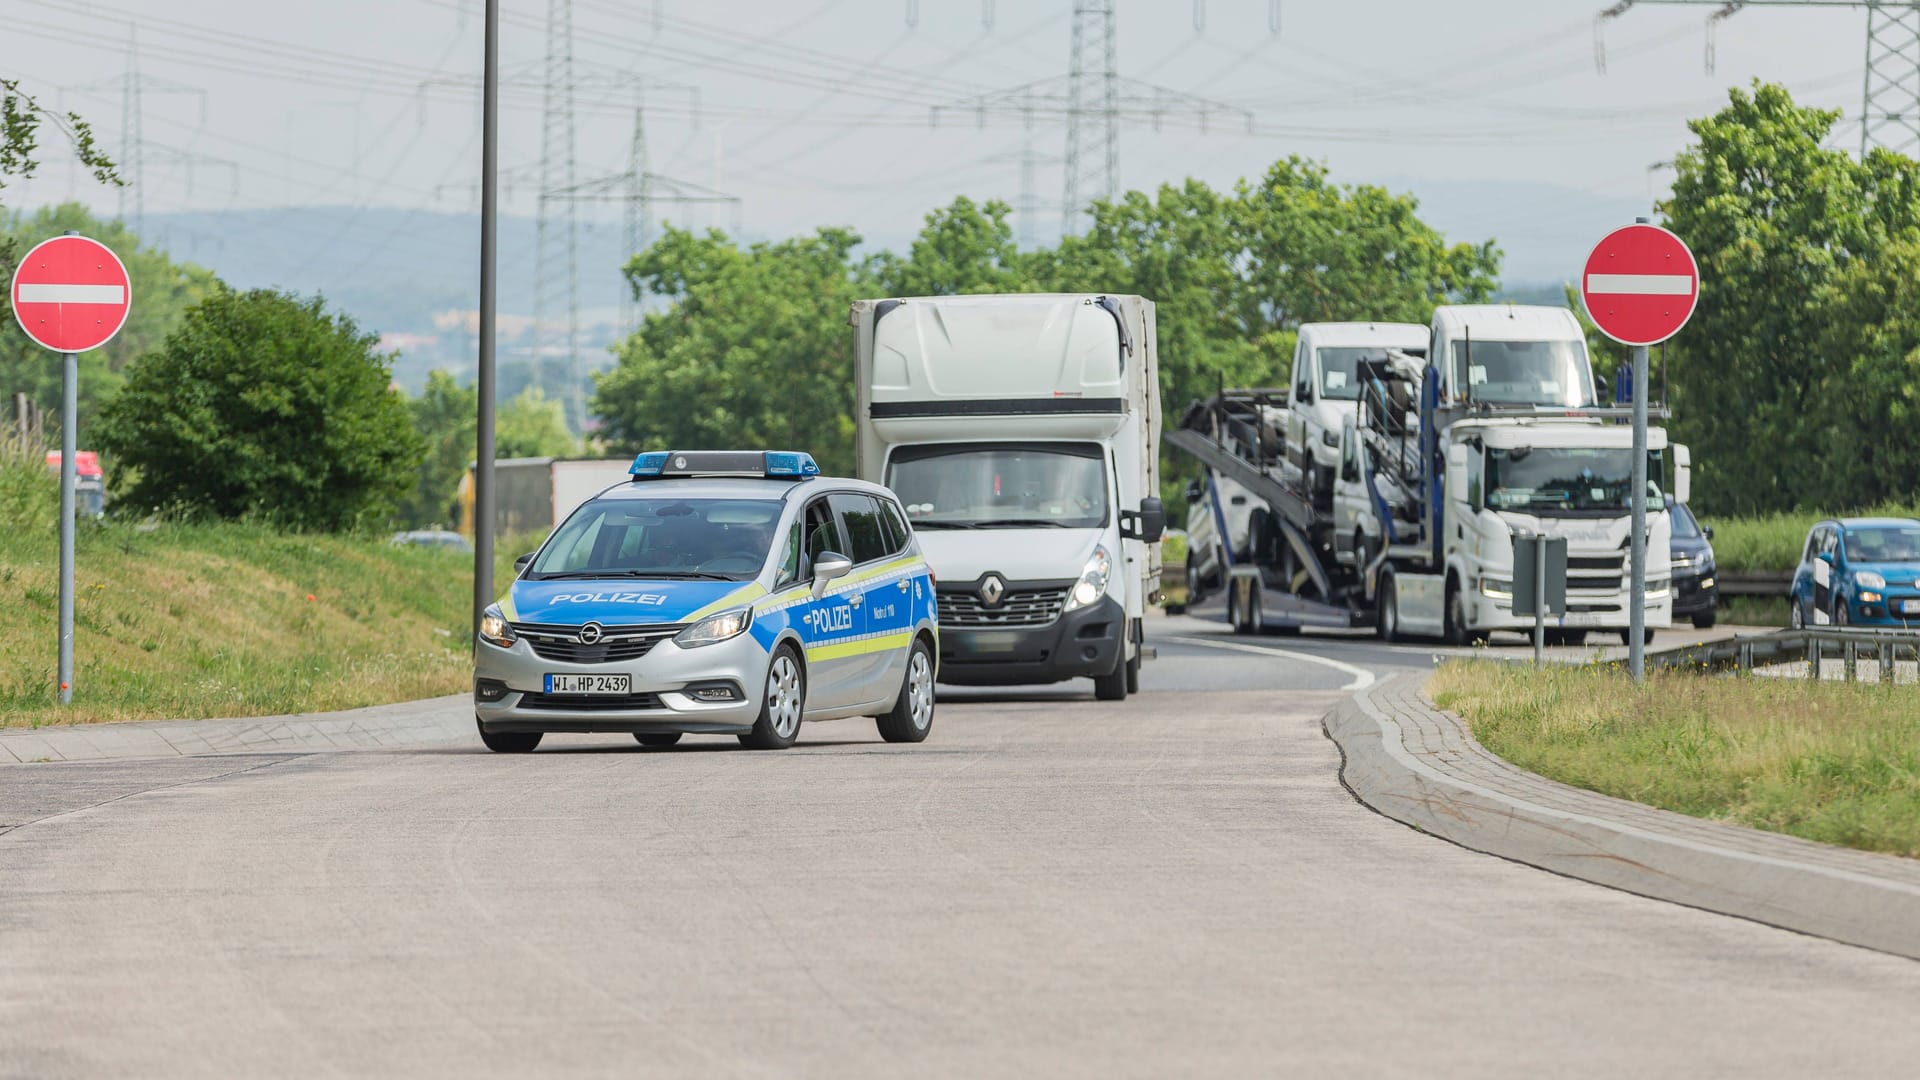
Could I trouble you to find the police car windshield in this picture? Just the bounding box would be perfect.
[887,443,1108,529]
[528,498,784,580]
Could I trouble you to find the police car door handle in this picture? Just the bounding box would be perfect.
[897,580,909,591]
[848,593,863,608]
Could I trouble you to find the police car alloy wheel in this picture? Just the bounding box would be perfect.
[740,645,805,750]
[876,638,935,744]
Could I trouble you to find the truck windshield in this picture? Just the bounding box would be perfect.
[528,498,784,580]
[1450,340,1594,407]
[886,443,1109,529]
[1316,348,1380,401]
[1485,447,1664,515]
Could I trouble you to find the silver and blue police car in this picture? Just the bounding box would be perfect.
[474,450,938,752]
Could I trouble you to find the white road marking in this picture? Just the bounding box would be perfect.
[16,283,126,304]
[1584,273,1692,296]
[1170,635,1376,691]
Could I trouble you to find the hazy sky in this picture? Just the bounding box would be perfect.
[0,0,1874,276]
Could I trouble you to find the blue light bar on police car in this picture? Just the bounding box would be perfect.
[630,450,821,480]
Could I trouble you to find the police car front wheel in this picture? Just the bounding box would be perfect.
[876,638,935,744]
[477,720,542,754]
[740,645,805,750]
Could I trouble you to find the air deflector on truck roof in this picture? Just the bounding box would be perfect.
[869,397,1125,419]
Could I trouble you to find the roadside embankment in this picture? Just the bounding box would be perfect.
[1429,661,1920,858]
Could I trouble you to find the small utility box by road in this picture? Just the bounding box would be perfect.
[1514,535,1568,664]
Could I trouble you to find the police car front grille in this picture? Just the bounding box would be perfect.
[937,587,1069,628]
[511,623,685,664]
[516,691,667,712]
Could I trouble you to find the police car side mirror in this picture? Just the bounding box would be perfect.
[514,553,535,575]
[811,552,853,598]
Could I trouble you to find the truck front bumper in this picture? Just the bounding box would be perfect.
[1469,591,1672,634]
[936,596,1127,686]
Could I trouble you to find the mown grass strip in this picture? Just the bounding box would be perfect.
[1428,661,1920,859]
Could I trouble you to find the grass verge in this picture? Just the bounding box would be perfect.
[1,459,524,727]
[1428,661,1920,858]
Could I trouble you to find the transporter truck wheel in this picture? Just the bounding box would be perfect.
[1377,571,1401,643]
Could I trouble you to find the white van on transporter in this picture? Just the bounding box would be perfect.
[850,294,1165,700]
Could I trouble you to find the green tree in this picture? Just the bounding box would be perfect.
[1662,82,1920,513]
[98,287,421,531]
[397,370,476,529]
[0,204,221,431]
[867,196,1033,296]
[496,385,578,459]
[1,77,117,264]
[595,226,868,473]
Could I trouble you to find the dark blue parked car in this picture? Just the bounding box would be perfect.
[1669,503,1717,629]
[1789,518,1920,628]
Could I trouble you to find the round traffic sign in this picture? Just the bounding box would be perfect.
[1579,223,1698,347]
[8,235,132,354]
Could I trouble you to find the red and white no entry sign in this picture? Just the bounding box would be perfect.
[8,234,132,354]
[1579,223,1698,347]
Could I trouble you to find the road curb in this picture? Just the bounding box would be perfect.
[1324,673,1920,961]
[0,695,473,764]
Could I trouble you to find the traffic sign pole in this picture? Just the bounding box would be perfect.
[10,231,133,705]
[1580,219,1698,684]
[58,350,76,705]
[1630,342,1649,682]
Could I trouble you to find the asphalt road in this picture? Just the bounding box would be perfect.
[4,618,1920,1077]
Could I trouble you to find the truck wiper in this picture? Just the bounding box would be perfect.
[910,521,979,529]
[969,518,1073,528]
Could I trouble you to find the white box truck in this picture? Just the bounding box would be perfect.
[458,457,635,540]
[851,293,1165,700]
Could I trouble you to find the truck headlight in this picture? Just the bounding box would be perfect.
[1065,545,1113,612]
[1647,578,1671,598]
[1479,576,1511,598]
[676,607,753,648]
[1857,570,1887,589]
[479,604,516,648]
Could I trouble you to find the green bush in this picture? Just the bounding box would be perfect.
[97,287,422,532]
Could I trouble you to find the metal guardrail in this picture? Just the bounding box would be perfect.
[1646,627,1920,682]
[1714,569,1793,597]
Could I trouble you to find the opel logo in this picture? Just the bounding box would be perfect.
[980,574,1006,607]
[577,621,604,645]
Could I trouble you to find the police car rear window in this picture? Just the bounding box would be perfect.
[831,494,891,564]
[529,498,783,580]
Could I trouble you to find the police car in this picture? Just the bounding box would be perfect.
[474,450,938,752]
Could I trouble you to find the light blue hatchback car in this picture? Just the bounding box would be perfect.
[1789,517,1920,629]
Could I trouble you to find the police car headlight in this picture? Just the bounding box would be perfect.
[479,604,516,648]
[676,607,754,648]
[1065,545,1113,612]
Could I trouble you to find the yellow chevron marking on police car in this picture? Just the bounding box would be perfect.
[684,583,768,622]
[499,594,519,620]
[805,630,916,663]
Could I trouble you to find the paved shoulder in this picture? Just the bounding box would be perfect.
[1328,672,1920,960]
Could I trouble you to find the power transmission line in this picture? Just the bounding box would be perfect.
[932,1,1251,237]
[1598,0,1920,155]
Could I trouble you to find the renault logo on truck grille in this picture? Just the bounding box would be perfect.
[980,575,1006,607]
[577,621,604,645]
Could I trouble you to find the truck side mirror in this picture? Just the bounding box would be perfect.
[1184,480,1204,504]
[1445,444,1468,501]
[1673,444,1691,506]
[514,552,536,575]
[811,551,854,598]
[1121,498,1166,543]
